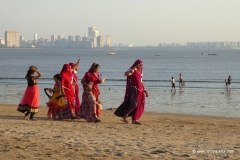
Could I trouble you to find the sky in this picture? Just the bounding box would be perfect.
[1,0,240,46]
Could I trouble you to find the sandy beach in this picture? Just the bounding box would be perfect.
[0,105,240,160]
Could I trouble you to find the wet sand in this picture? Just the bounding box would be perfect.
[0,104,240,159]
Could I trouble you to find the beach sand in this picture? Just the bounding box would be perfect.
[0,105,240,159]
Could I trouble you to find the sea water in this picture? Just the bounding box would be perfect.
[0,48,240,117]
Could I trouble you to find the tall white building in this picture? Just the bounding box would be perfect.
[5,31,20,47]
[97,36,104,48]
[106,35,112,47]
[0,39,5,46]
[34,33,38,41]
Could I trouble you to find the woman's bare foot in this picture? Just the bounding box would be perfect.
[24,115,29,120]
[122,117,129,124]
[132,120,142,125]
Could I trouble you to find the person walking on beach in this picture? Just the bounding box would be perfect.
[179,73,183,86]
[69,62,81,115]
[114,59,148,125]
[78,63,105,122]
[227,75,232,89]
[17,66,42,121]
[60,59,80,119]
[171,77,176,91]
[46,74,67,120]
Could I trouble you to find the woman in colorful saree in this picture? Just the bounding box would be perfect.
[60,59,80,119]
[69,62,81,115]
[78,63,105,122]
[114,59,148,125]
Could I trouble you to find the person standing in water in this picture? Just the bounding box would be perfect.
[227,75,232,89]
[171,77,176,91]
[179,73,183,86]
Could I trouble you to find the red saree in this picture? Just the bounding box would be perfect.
[114,60,145,121]
[60,64,76,118]
[69,62,81,115]
[78,63,102,122]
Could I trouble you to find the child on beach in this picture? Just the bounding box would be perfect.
[46,74,67,120]
[181,81,185,86]
[225,79,228,87]
[171,77,176,91]
[17,66,42,121]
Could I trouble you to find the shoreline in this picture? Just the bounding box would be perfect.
[3,103,240,120]
[0,104,240,159]
[1,86,240,119]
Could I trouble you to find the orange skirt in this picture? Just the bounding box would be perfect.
[17,85,40,113]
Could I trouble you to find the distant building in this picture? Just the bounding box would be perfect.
[75,35,82,42]
[19,35,25,47]
[106,35,112,47]
[51,34,57,42]
[0,38,5,47]
[34,33,38,41]
[82,35,88,42]
[57,35,64,40]
[88,27,97,37]
[127,44,134,47]
[68,35,75,42]
[5,31,20,47]
[97,36,104,48]
[19,35,24,43]
[75,35,82,48]
[67,35,75,48]
[90,37,97,48]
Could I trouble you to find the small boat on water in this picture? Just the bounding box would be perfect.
[155,54,162,56]
[107,52,116,55]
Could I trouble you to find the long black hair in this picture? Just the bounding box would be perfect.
[53,74,61,81]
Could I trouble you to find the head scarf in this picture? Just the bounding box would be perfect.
[69,62,75,69]
[60,64,72,85]
[88,62,99,74]
[60,64,71,75]
[129,59,143,75]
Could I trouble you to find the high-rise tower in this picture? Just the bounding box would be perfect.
[5,31,19,47]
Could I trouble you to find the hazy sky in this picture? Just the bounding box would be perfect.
[1,0,240,46]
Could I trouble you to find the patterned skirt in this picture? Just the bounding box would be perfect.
[78,91,100,122]
[17,85,39,113]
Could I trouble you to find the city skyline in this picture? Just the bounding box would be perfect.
[8,26,113,49]
[1,1,240,46]
[1,29,240,49]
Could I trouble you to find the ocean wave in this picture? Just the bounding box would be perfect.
[1,77,240,82]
